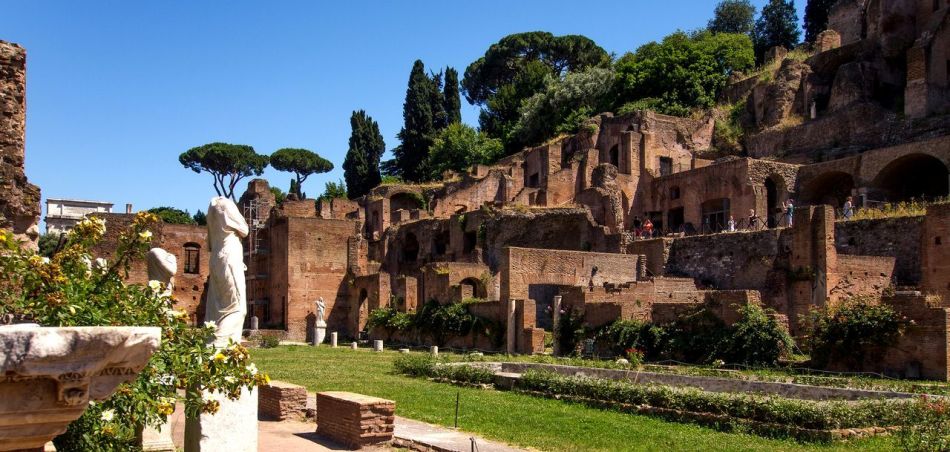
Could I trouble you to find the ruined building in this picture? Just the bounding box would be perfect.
[17,2,947,380]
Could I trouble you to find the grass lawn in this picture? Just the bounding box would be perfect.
[252,346,900,452]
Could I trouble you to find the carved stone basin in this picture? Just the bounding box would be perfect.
[0,325,161,451]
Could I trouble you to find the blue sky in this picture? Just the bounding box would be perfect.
[2,1,805,226]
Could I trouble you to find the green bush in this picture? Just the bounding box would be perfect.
[897,395,950,451]
[258,334,281,348]
[393,354,494,385]
[716,303,793,366]
[597,319,666,361]
[804,297,909,368]
[518,370,912,432]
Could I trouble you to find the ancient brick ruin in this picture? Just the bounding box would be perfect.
[26,3,947,381]
[0,40,40,249]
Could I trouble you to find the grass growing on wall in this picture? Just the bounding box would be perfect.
[252,346,899,451]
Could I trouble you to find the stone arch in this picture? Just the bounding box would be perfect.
[800,171,855,207]
[389,192,423,212]
[871,153,949,201]
[458,277,487,300]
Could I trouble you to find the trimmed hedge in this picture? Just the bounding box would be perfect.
[393,354,495,385]
[517,370,912,431]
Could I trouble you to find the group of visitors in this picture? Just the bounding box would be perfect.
[631,216,655,239]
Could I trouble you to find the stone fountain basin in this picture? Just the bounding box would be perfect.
[0,325,161,451]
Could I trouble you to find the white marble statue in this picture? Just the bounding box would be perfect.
[316,297,326,324]
[147,248,177,298]
[205,196,249,347]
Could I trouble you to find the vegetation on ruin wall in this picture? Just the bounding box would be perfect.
[560,303,794,367]
[255,346,900,451]
[843,198,948,222]
[0,215,268,451]
[367,299,505,348]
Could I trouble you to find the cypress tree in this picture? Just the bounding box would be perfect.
[395,60,437,181]
[443,67,462,125]
[342,110,385,199]
[804,0,836,44]
[754,0,801,61]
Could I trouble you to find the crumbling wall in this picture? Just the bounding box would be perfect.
[0,41,40,248]
[499,247,640,301]
[835,217,923,285]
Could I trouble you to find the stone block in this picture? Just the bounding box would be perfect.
[258,380,308,421]
[317,391,395,449]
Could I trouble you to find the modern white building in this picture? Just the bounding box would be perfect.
[45,198,114,235]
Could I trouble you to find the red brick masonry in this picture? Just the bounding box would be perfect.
[259,380,308,421]
[317,391,395,448]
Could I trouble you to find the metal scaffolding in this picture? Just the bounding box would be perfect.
[243,198,269,255]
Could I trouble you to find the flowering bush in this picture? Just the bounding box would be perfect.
[0,213,269,451]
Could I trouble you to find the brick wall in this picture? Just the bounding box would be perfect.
[500,247,640,301]
[317,392,395,448]
[0,40,40,247]
[922,204,950,303]
[835,216,923,285]
[258,380,307,421]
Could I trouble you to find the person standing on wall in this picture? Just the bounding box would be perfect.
[842,196,854,220]
[783,200,794,227]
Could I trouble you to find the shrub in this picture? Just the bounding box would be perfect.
[556,307,587,355]
[259,334,281,348]
[0,214,268,450]
[897,395,950,451]
[716,303,793,366]
[597,319,666,360]
[393,354,494,385]
[517,370,912,432]
[415,300,478,346]
[804,297,910,368]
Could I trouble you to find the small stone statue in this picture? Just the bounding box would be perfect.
[204,196,249,347]
[316,297,326,324]
[146,247,177,298]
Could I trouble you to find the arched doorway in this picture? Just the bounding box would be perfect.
[872,154,949,202]
[458,277,487,300]
[800,171,855,207]
[608,144,620,167]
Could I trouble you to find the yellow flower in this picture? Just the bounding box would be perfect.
[213,352,227,363]
[139,230,153,241]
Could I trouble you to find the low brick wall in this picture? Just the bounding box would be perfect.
[258,380,308,421]
[317,391,395,448]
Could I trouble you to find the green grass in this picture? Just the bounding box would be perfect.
[252,346,899,452]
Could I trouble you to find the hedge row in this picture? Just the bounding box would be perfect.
[516,370,911,430]
[392,354,495,385]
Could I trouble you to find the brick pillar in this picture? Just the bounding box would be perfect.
[904,46,928,119]
[788,205,838,335]
[922,204,950,305]
[552,295,562,356]
[516,299,537,354]
[505,299,517,354]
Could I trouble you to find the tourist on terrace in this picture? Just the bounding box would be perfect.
[632,215,642,238]
[642,218,654,238]
[843,196,854,219]
[748,209,759,230]
[783,200,794,227]
[727,215,736,232]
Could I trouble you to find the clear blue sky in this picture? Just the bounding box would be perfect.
[2,1,805,226]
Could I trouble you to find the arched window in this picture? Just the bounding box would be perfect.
[183,243,200,274]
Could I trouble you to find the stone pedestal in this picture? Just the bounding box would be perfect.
[430,346,439,356]
[141,420,175,452]
[311,320,326,346]
[316,392,395,449]
[0,325,160,451]
[330,332,338,347]
[373,340,383,352]
[185,386,258,452]
[350,342,358,350]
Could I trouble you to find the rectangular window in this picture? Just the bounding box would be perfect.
[659,157,673,177]
[183,246,200,274]
[701,198,731,233]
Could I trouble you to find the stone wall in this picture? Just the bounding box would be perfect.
[0,41,40,248]
[921,203,950,303]
[500,247,640,301]
[834,216,922,285]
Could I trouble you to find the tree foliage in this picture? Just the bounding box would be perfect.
[270,148,333,199]
[319,179,348,201]
[462,32,610,147]
[616,31,755,117]
[394,60,448,181]
[754,0,801,60]
[708,0,756,36]
[38,232,62,258]
[804,0,836,43]
[179,143,269,200]
[425,123,503,180]
[342,110,385,199]
[510,67,617,148]
[192,210,207,226]
[147,206,196,225]
[270,186,287,205]
[443,67,462,125]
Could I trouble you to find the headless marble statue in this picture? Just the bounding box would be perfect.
[205,197,249,347]
[147,248,177,298]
